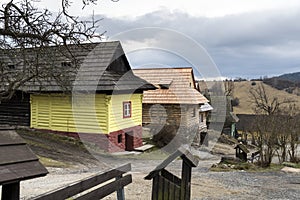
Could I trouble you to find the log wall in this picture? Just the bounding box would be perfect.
[0,91,30,126]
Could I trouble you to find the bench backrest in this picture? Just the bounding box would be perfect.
[31,163,132,200]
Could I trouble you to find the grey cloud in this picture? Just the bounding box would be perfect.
[93,8,300,78]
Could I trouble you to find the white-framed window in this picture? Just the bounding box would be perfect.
[123,101,131,118]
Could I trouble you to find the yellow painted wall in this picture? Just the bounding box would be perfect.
[31,94,109,133]
[30,93,143,134]
[108,93,143,133]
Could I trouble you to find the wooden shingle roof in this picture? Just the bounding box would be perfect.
[133,68,208,104]
[0,127,48,185]
[144,146,199,180]
[1,41,155,93]
[234,143,250,154]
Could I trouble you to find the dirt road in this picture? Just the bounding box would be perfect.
[16,129,300,200]
[20,158,300,200]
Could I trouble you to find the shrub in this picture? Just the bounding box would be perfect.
[231,97,240,107]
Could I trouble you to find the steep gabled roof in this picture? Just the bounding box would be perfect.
[1,41,154,93]
[0,127,48,185]
[144,145,199,180]
[234,143,250,154]
[133,67,208,104]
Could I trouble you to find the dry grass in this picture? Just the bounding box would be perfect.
[38,156,70,168]
[233,81,300,114]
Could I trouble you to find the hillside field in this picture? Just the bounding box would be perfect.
[233,81,300,114]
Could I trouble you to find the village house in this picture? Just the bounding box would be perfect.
[0,42,155,152]
[133,67,210,149]
[198,102,213,145]
[196,80,239,137]
[222,96,239,137]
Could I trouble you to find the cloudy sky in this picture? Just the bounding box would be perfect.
[38,0,300,79]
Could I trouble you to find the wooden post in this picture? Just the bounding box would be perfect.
[152,176,159,200]
[2,182,20,200]
[145,147,199,200]
[180,161,192,200]
[116,175,125,200]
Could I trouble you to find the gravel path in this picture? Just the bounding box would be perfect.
[191,171,300,200]
[13,131,300,199]
[18,155,300,200]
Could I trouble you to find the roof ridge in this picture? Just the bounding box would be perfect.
[1,41,121,51]
[133,67,193,70]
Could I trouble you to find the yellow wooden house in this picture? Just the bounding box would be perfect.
[26,42,155,152]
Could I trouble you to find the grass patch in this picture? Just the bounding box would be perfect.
[282,162,300,168]
[210,156,294,172]
[24,139,53,150]
[38,156,70,168]
[210,162,295,172]
[253,164,285,172]
[113,147,168,160]
[210,162,257,172]
[17,128,86,149]
[135,149,168,160]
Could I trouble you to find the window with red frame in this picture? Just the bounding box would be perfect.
[123,101,131,118]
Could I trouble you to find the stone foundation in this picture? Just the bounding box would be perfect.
[33,125,143,152]
[106,126,143,152]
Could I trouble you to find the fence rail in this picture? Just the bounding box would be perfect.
[31,163,132,200]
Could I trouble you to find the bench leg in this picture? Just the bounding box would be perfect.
[2,182,20,200]
[116,176,125,200]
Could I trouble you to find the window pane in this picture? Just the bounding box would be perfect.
[123,102,131,118]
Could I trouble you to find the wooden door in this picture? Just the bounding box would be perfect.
[125,131,134,151]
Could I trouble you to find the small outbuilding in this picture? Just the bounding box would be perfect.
[0,127,48,200]
[145,146,199,200]
[234,143,250,162]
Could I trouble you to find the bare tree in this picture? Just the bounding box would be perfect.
[249,83,296,166]
[0,0,115,102]
[252,115,278,166]
[275,114,288,163]
[249,83,292,115]
[289,114,300,162]
[282,104,300,163]
[224,80,234,97]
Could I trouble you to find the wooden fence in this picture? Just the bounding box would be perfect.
[31,163,132,200]
[152,169,182,200]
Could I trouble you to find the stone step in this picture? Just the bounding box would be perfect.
[134,144,155,152]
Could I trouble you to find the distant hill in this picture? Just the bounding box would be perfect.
[278,72,300,82]
[233,81,300,114]
[262,72,300,96]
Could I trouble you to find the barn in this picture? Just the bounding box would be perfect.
[133,67,209,150]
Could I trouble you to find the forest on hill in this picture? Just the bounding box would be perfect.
[261,72,300,96]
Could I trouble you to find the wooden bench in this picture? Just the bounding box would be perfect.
[0,128,48,200]
[32,163,132,200]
